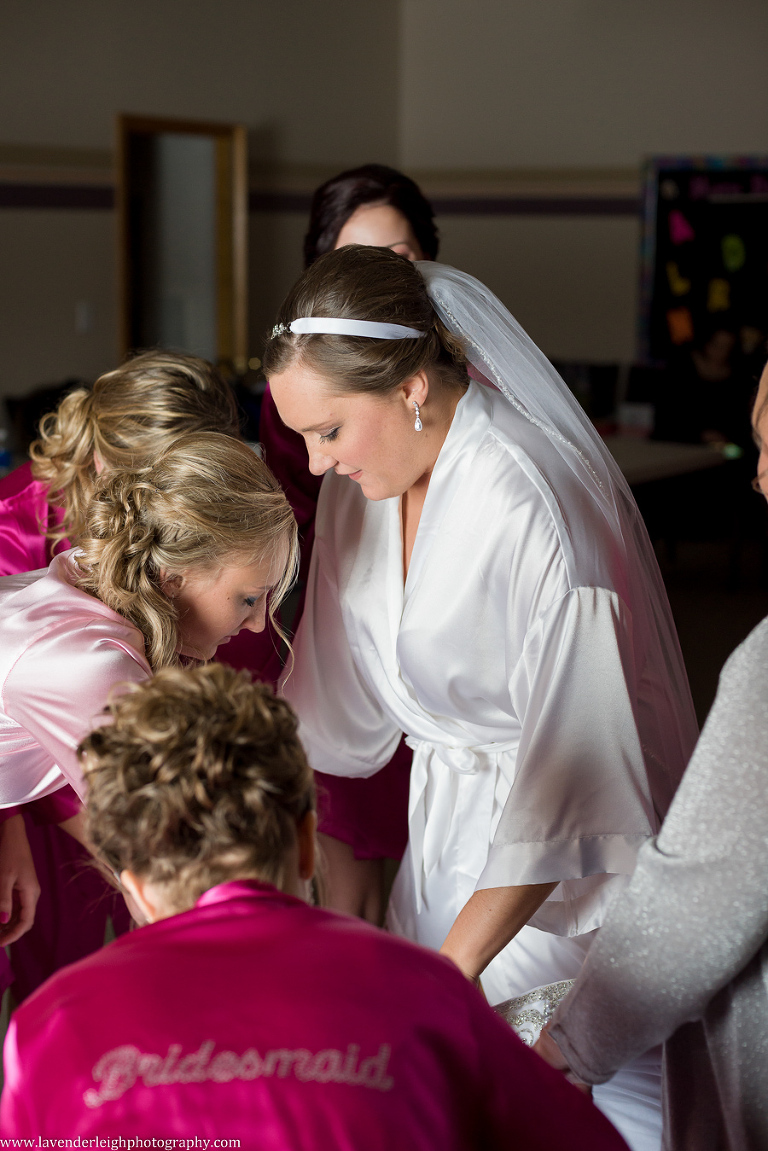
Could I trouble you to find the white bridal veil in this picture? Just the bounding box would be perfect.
[418,260,698,794]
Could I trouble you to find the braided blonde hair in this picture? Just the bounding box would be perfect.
[73,432,297,671]
[30,351,241,548]
[79,663,315,911]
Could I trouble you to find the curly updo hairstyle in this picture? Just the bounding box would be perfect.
[73,431,298,671]
[79,663,315,911]
[30,351,241,549]
[303,163,439,268]
[263,245,468,398]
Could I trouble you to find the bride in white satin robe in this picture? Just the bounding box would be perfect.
[269,250,698,1151]
[287,378,693,989]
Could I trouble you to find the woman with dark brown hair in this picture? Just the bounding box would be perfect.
[303,164,439,267]
[260,166,439,922]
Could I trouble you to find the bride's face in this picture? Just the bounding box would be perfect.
[269,362,431,501]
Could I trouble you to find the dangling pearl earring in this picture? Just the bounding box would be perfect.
[413,401,423,432]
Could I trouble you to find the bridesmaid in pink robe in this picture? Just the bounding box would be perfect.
[0,662,628,1150]
[260,166,439,920]
[0,404,295,981]
[0,456,130,996]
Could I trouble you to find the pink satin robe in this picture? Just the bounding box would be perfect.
[0,462,280,999]
[0,551,150,804]
[0,879,627,1149]
[0,554,147,987]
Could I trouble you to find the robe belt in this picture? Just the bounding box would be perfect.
[404,738,518,914]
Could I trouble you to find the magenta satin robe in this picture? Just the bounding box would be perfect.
[0,879,627,1149]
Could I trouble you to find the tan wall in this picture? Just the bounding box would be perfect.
[399,0,768,362]
[400,0,768,168]
[0,0,399,163]
[0,0,399,398]
[0,211,118,397]
[437,214,641,363]
[250,211,307,356]
[2,1,768,397]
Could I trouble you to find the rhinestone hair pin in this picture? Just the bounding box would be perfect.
[270,317,426,340]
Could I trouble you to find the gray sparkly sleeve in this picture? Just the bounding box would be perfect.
[548,618,768,1083]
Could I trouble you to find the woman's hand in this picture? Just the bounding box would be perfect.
[439,881,557,983]
[534,1025,592,1094]
[0,814,41,944]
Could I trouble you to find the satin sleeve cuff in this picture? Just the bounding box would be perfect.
[297,723,401,780]
[479,832,647,888]
[477,834,646,936]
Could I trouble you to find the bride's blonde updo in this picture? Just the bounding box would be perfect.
[74,432,298,671]
[30,351,241,548]
[262,245,468,396]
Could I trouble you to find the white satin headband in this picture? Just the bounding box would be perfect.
[270,317,426,340]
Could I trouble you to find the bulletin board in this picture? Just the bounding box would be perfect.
[639,157,768,365]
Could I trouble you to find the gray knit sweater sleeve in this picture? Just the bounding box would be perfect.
[550,616,768,1083]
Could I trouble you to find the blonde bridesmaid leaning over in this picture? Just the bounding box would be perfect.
[0,352,277,1002]
[0,431,297,939]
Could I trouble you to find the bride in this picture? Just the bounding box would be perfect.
[265,245,698,1151]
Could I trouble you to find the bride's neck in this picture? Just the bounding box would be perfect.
[419,379,465,480]
[401,382,465,579]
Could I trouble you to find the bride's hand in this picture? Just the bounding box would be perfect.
[0,814,41,944]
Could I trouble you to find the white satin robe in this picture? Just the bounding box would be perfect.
[0,552,150,805]
[285,381,697,1006]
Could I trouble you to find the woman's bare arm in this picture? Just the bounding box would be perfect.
[439,881,557,982]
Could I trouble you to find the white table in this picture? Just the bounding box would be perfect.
[603,436,728,486]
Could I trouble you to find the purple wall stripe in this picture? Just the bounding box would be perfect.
[0,183,641,217]
[0,183,115,209]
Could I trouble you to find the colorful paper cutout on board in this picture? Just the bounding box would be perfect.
[707,279,731,312]
[668,210,695,244]
[722,234,746,273]
[666,261,691,296]
[667,307,694,344]
[644,159,768,365]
